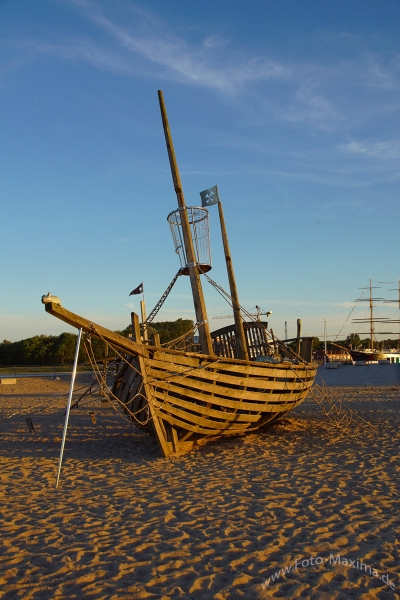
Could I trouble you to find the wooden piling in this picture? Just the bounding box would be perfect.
[296,318,302,355]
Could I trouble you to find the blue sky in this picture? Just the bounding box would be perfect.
[1,0,399,343]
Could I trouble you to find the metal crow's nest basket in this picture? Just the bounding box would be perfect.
[167,207,212,275]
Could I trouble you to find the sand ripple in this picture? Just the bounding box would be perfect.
[0,382,399,598]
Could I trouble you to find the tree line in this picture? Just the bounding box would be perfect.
[3,323,395,366]
[0,318,194,366]
[312,333,399,351]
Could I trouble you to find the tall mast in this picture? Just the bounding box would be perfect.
[396,278,400,351]
[158,91,214,355]
[217,200,249,361]
[369,278,375,350]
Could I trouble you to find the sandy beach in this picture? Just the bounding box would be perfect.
[0,376,399,599]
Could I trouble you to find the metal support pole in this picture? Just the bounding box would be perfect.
[55,328,82,489]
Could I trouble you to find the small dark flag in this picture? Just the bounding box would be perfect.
[200,185,219,207]
[129,283,143,296]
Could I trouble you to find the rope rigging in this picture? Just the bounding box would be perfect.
[334,288,366,342]
[143,270,182,327]
[290,365,377,434]
[199,268,304,363]
[82,328,222,427]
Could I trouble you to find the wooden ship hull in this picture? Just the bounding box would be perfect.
[349,349,380,362]
[44,302,316,457]
[113,347,316,457]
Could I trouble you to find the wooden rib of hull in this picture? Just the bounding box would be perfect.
[113,347,316,457]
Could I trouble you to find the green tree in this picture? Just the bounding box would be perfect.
[118,318,195,344]
[55,333,81,365]
[149,319,194,343]
[312,337,322,349]
[344,333,361,348]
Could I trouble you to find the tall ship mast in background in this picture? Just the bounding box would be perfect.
[351,279,399,362]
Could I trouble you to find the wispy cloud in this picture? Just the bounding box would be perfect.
[34,0,286,94]
[3,0,400,136]
[341,140,400,159]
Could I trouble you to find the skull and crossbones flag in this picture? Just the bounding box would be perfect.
[129,283,143,296]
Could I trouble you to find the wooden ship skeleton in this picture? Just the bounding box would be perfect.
[43,91,317,457]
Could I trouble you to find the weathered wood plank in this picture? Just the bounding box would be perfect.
[146,361,310,400]
[152,351,200,367]
[45,302,150,358]
[118,360,140,405]
[153,400,250,433]
[150,350,315,379]
[130,312,171,457]
[148,357,315,383]
[150,378,304,412]
[151,388,261,422]
[171,425,180,452]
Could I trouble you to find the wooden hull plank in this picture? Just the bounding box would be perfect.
[146,367,311,402]
[153,400,295,435]
[146,352,316,382]
[146,360,313,393]
[151,351,315,380]
[150,389,262,422]
[150,379,306,413]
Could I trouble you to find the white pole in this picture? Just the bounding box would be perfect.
[324,319,327,362]
[56,328,82,489]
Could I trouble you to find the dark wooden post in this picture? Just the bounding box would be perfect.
[300,337,313,362]
[296,318,302,355]
[217,201,249,361]
[158,90,214,356]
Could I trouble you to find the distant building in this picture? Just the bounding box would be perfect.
[313,349,351,364]
[380,349,400,363]
[314,348,400,364]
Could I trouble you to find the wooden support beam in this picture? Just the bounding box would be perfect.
[45,302,149,358]
[131,312,171,457]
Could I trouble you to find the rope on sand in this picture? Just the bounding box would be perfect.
[292,367,378,434]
